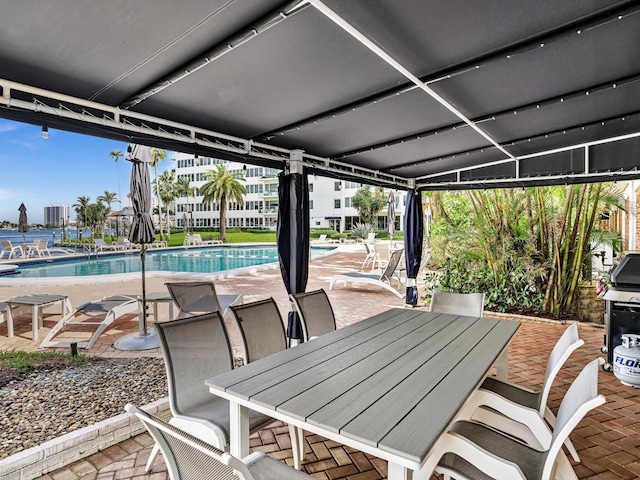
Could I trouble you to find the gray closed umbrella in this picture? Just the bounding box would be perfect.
[18,203,28,243]
[114,144,158,350]
[387,192,395,240]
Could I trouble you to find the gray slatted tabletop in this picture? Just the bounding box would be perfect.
[206,308,519,479]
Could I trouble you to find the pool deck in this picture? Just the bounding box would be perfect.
[1,244,639,480]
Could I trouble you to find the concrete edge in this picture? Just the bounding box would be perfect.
[0,397,170,480]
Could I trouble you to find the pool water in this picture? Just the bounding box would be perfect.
[14,246,334,278]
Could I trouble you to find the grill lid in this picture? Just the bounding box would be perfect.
[610,253,640,288]
[602,288,640,303]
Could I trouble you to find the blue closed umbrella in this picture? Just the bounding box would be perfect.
[404,190,424,306]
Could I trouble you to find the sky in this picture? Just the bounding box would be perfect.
[0,119,174,224]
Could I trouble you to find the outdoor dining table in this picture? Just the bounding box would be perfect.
[5,294,72,341]
[206,307,519,479]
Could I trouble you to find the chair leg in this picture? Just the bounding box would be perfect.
[145,443,160,472]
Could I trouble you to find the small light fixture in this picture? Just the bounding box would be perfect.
[243,164,247,171]
[41,125,49,140]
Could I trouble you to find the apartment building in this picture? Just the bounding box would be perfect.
[172,153,406,232]
[44,204,70,227]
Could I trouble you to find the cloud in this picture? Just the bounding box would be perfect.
[7,138,36,149]
[0,121,20,134]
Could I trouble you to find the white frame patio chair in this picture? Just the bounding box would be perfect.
[1,240,24,259]
[429,289,485,318]
[419,358,605,480]
[26,238,52,257]
[289,288,336,343]
[329,249,405,298]
[165,281,242,319]
[229,298,305,469]
[455,322,584,463]
[126,403,314,480]
[146,312,276,473]
[361,242,376,270]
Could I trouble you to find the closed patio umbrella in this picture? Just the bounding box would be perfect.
[114,144,158,350]
[404,190,424,307]
[387,192,395,240]
[18,203,28,243]
[277,166,309,343]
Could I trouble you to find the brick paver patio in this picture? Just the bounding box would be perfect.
[1,246,638,479]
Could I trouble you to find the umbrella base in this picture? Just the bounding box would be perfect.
[114,328,159,350]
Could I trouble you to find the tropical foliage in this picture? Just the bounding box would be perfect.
[199,164,247,242]
[149,148,167,240]
[155,170,176,240]
[427,184,622,317]
[351,186,385,224]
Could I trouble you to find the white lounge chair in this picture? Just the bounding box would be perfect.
[329,249,405,298]
[1,240,24,259]
[93,238,122,252]
[39,294,139,349]
[26,239,52,257]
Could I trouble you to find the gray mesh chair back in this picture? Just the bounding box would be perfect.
[381,249,404,283]
[154,312,233,421]
[290,289,336,342]
[127,403,313,480]
[429,289,485,318]
[166,281,222,318]
[230,298,287,363]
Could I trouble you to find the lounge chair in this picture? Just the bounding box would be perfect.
[165,281,242,319]
[1,240,24,259]
[184,233,221,246]
[39,294,139,349]
[329,249,405,297]
[26,239,52,257]
[93,238,122,252]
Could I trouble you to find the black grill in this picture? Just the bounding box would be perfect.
[602,253,640,371]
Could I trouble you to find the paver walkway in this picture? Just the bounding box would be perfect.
[1,246,638,479]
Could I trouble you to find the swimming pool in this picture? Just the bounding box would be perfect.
[11,246,336,279]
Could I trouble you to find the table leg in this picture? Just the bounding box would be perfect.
[388,462,412,480]
[6,305,14,337]
[229,401,250,459]
[32,306,40,341]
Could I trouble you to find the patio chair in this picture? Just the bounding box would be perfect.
[329,249,405,298]
[1,240,24,259]
[26,239,52,257]
[126,403,314,480]
[228,298,306,469]
[146,312,275,472]
[229,297,288,363]
[289,289,336,343]
[455,322,584,462]
[361,242,376,270]
[429,289,485,318]
[165,281,242,319]
[423,358,605,480]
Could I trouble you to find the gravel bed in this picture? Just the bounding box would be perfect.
[0,357,167,460]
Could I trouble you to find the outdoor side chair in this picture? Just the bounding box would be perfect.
[165,281,242,319]
[423,358,605,480]
[229,297,288,364]
[455,322,584,463]
[127,403,314,480]
[229,298,305,469]
[146,312,275,472]
[289,289,336,343]
[429,289,485,318]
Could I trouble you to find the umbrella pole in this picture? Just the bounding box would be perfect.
[140,245,148,337]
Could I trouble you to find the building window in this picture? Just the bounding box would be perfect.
[345,197,351,207]
[334,199,341,209]
[334,181,341,191]
[309,183,314,192]
[309,200,314,210]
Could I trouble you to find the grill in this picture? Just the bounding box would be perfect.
[601,253,640,372]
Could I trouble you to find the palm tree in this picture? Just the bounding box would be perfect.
[149,148,167,240]
[199,164,247,242]
[175,176,196,233]
[97,191,118,239]
[73,196,91,241]
[155,170,176,240]
[109,150,123,209]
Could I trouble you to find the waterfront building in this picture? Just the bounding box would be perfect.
[44,205,69,227]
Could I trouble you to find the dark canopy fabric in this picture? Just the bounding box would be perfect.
[404,190,424,306]
[0,1,638,191]
[277,170,310,341]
